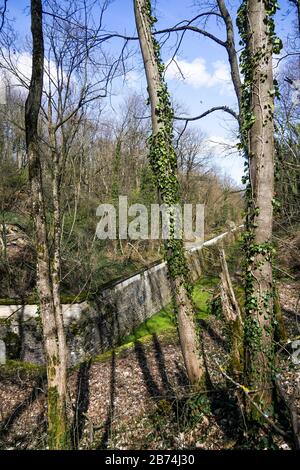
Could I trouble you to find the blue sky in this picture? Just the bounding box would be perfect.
[1,0,297,185]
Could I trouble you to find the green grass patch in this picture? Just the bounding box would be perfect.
[90,333,158,365]
[192,277,218,319]
[122,304,176,345]
[121,276,218,346]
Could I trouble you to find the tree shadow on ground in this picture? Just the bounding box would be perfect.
[134,334,179,399]
[72,359,92,449]
[207,388,244,442]
[152,333,174,395]
[98,351,116,449]
[0,374,46,445]
[2,411,48,449]
[198,318,226,349]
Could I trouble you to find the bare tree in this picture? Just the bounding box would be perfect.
[25,0,70,449]
[176,127,210,201]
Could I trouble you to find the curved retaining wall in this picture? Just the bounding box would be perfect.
[0,227,241,365]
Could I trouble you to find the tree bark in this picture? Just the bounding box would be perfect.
[134,0,205,386]
[243,0,276,421]
[25,0,69,449]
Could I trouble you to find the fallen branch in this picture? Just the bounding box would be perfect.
[215,359,288,439]
[219,248,243,325]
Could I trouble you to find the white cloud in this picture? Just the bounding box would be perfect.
[0,50,71,94]
[7,52,32,85]
[0,51,31,92]
[123,70,140,90]
[165,56,233,95]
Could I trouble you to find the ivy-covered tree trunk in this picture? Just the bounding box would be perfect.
[25,0,70,449]
[237,0,281,422]
[134,0,205,386]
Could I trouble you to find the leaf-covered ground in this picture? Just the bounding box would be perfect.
[0,279,299,450]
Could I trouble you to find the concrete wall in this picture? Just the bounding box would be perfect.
[0,227,240,365]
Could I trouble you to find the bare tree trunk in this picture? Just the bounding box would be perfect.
[241,0,277,422]
[134,0,205,386]
[47,99,68,392]
[25,0,69,449]
[51,166,69,449]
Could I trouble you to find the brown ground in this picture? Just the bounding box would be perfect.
[0,280,299,450]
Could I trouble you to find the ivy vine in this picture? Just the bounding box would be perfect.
[143,1,192,295]
[237,0,282,391]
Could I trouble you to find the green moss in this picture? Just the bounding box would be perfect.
[0,359,45,380]
[47,386,71,450]
[234,283,245,309]
[192,281,216,319]
[0,292,88,306]
[121,277,217,345]
[228,317,244,379]
[90,330,178,366]
[0,298,30,306]
[123,304,176,344]
[60,292,88,304]
[0,211,29,228]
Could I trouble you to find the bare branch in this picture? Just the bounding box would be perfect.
[174,105,239,123]
[155,25,226,47]
[0,0,7,33]
[216,0,242,111]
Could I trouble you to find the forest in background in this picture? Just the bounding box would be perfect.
[0,87,244,301]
